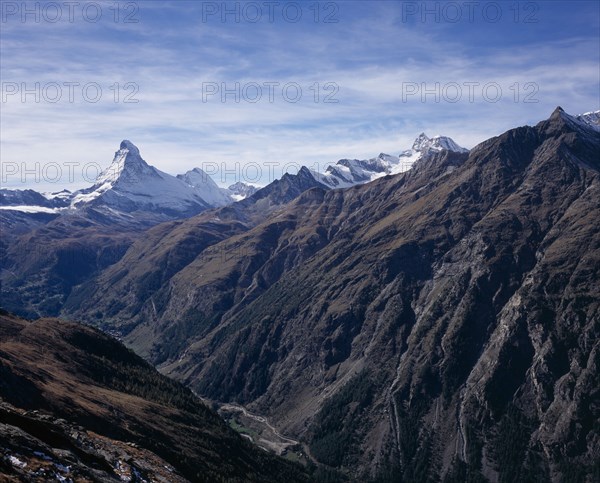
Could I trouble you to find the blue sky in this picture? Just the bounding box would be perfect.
[1,0,599,190]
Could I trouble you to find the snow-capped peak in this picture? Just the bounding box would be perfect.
[430,135,469,153]
[68,141,212,215]
[574,109,600,132]
[412,133,469,154]
[412,133,432,152]
[177,168,232,206]
[177,167,217,188]
[309,133,468,190]
[0,133,470,218]
[119,139,140,156]
[93,140,152,186]
[226,182,259,201]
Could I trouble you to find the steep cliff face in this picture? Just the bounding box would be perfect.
[62,108,599,481]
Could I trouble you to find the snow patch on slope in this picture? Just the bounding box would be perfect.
[0,205,61,214]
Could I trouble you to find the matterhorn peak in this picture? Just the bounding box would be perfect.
[119,139,140,156]
[92,140,150,186]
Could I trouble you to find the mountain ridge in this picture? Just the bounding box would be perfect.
[61,107,599,481]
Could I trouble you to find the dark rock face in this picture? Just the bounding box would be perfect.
[228,181,259,199]
[66,109,599,481]
[61,166,330,339]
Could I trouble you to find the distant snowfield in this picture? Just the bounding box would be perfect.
[0,205,62,214]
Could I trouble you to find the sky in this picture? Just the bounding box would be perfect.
[1,0,599,191]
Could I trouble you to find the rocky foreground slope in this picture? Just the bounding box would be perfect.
[65,108,600,481]
[0,310,308,482]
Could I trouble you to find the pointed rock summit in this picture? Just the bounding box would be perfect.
[412,132,432,151]
[547,105,568,125]
[119,139,140,156]
[544,106,600,137]
[92,140,153,187]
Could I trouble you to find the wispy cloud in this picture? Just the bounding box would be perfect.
[1,1,598,190]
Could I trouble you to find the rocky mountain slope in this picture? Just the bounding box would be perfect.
[61,165,331,335]
[60,137,468,337]
[0,207,153,318]
[64,107,600,481]
[0,159,333,319]
[0,310,308,482]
